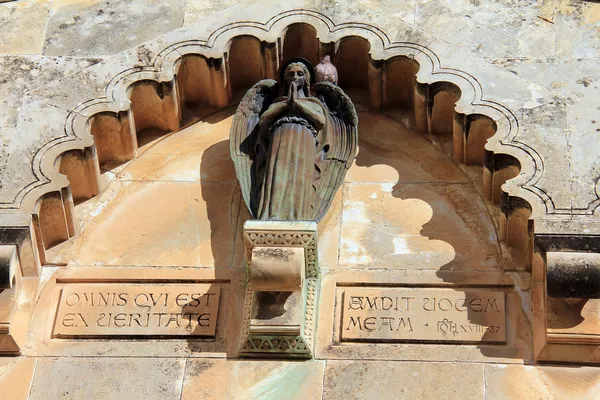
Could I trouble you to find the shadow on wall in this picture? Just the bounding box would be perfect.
[185,112,249,355]
[351,110,501,273]
[349,105,528,360]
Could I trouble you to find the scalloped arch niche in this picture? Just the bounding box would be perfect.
[25,20,532,271]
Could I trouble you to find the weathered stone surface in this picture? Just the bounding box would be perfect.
[323,360,483,399]
[491,57,600,211]
[0,357,36,400]
[119,109,236,183]
[184,0,242,26]
[0,56,100,127]
[510,102,572,212]
[485,364,600,400]
[546,252,600,298]
[0,96,69,206]
[340,287,505,343]
[547,297,600,339]
[0,0,600,395]
[249,247,304,291]
[555,0,600,58]
[29,357,185,400]
[415,0,556,59]
[347,111,468,184]
[317,187,342,268]
[43,0,186,56]
[0,0,51,54]
[53,283,221,337]
[181,359,325,399]
[68,181,241,267]
[338,182,501,271]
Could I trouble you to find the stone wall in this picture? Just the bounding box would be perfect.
[0,1,599,399]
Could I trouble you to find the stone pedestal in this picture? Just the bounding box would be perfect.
[238,221,318,358]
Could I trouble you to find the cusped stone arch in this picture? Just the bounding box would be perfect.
[4,9,543,269]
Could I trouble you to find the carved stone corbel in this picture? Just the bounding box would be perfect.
[547,251,600,298]
[238,221,318,358]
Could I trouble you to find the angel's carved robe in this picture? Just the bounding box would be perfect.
[230,78,357,223]
[255,97,326,220]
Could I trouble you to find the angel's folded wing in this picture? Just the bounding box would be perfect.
[230,79,279,216]
[312,82,359,221]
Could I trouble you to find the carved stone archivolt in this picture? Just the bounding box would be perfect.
[0,8,557,280]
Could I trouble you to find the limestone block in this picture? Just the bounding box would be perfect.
[0,0,51,54]
[26,266,242,358]
[547,297,600,340]
[509,103,572,212]
[119,109,236,183]
[485,364,600,400]
[181,359,325,400]
[251,290,303,333]
[68,181,241,267]
[240,220,318,358]
[316,269,533,363]
[338,182,501,271]
[0,95,70,210]
[323,360,483,399]
[0,215,41,278]
[29,357,186,400]
[0,357,36,400]
[415,0,556,59]
[317,188,342,269]
[43,0,186,57]
[28,34,175,118]
[424,38,552,113]
[183,0,241,27]
[346,111,468,184]
[556,1,600,58]
[0,56,99,127]
[340,286,506,343]
[243,220,318,274]
[0,259,37,355]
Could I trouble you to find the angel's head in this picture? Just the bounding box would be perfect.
[285,63,310,92]
[281,58,315,97]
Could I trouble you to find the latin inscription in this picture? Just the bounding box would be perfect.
[52,284,221,337]
[340,287,505,343]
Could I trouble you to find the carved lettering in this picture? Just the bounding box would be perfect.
[341,288,505,343]
[53,284,222,338]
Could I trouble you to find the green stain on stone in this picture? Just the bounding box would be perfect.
[247,362,318,400]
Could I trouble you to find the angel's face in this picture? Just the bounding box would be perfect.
[285,65,307,89]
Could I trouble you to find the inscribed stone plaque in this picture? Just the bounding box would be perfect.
[52,284,220,337]
[340,287,505,343]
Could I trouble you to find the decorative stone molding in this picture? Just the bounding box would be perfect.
[244,229,318,279]
[0,9,554,219]
[239,221,318,358]
[0,9,554,273]
[546,252,600,299]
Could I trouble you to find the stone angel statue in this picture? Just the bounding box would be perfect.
[230,57,358,222]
